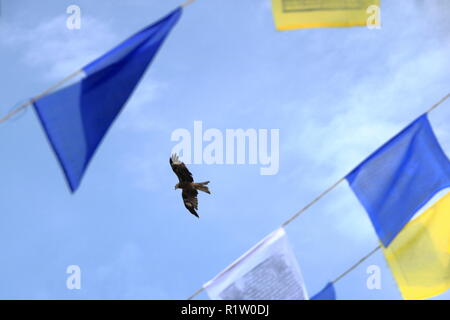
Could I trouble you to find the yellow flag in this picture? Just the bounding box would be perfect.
[383,192,450,300]
[272,0,380,30]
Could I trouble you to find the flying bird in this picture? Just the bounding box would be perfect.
[170,154,210,218]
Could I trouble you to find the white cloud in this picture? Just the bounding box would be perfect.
[117,78,170,133]
[282,37,450,190]
[1,14,117,80]
[118,153,162,192]
[95,243,169,299]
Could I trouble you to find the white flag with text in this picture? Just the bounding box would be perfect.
[204,228,308,300]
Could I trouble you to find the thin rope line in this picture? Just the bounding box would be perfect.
[0,69,83,124]
[426,92,450,114]
[282,177,346,228]
[181,0,196,7]
[1,99,31,124]
[332,245,381,284]
[187,287,205,300]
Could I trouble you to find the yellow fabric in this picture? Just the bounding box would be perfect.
[272,0,380,30]
[383,192,450,300]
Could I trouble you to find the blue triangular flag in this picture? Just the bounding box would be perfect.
[34,8,182,192]
[347,114,450,246]
[311,282,336,300]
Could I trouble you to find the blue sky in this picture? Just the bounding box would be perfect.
[0,0,449,299]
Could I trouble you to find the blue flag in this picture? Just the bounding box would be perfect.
[34,8,182,192]
[347,114,450,246]
[311,282,336,300]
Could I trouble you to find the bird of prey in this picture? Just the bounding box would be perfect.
[170,154,210,218]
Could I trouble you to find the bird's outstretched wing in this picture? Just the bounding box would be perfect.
[182,188,199,218]
[170,154,193,182]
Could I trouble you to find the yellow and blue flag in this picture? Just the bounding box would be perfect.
[383,192,450,300]
[272,0,380,30]
[33,8,182,192]
[347,115,450,246]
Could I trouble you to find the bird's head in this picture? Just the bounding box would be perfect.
[174,183,180,190]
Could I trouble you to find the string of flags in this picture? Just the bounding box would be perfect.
[0,1,448,300]
[189,110,450,300]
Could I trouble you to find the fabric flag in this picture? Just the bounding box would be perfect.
[33,8,182,192]
[203,228,308,300]
[311,282,336,300]
[383,192,450,300]
[347,114,450,246]
[272,0,380,31]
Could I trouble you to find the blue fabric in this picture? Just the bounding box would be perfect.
[34,8,182,192]
[347,114,450,246]
[311,283,336,300]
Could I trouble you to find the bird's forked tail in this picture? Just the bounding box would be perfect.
[194,181,210,194]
